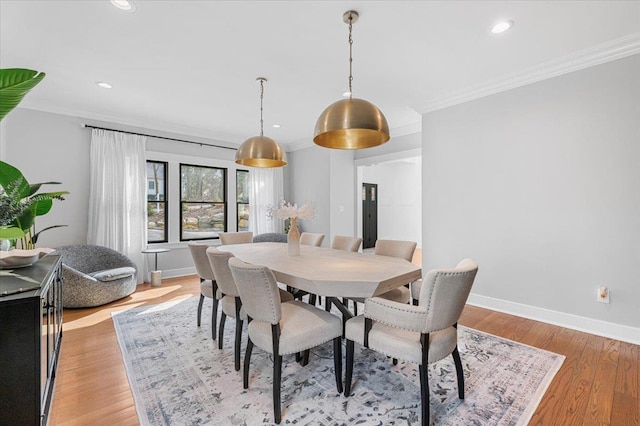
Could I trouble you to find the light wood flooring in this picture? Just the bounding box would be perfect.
[49,273,638,425]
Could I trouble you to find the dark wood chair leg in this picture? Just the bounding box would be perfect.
[271,324,282,424]
[295,352,301,363]
[392,358,398,365]
[301,349,310,367]
[218,312,226,350]
[412,298,419,306]
[353,300,358,316]
[309,294,317,306]
[243,338,253,389]
[234,298,243,371]
[333,337,343,393]
[344,339,354,396]
[452,346,465,399]
[197,294,204,326]
[420,333,430,426]
[211,281,219,340]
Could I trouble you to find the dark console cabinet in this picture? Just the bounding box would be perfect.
[0,255,63,426]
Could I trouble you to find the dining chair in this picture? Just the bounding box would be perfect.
[374,239,417,304]
[300,232,324,247]
[206,247,294,371]
[331,235,362,252]
[188,243,220,340]
[344,258,478,426]
[218,231,254,245]
[411,279,423,305]
[228,257,343,424]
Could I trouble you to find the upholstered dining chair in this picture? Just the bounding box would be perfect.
[206,247,293,371]
[344,258,479,426]
[300,232,325,247]
[218,231,254,245]
[374,239,417,304]
[331,235,362,252]
[228,257,343,424]
[188,243,219,340]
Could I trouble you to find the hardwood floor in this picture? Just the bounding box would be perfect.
[49,274,638,425]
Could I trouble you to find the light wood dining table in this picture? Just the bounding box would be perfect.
[220,242,422,318]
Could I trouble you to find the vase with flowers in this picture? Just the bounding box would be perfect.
[267,200,316,256]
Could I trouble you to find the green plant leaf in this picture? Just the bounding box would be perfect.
[0,69,46,121]
[0,160,30,197]
[30,198,53,216]
[0,226,26,239]
[31,224,67,245]
[15,208,35,232]
[28,182,62,196]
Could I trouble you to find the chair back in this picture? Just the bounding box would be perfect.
[253,233,287,243]
[228,257,282,325]
[419,258,478,331]
[219,231,254,245]
[206,247,238,297]
[300,232,324,247]
[374,239,417,262]
[188,243,215,281]
[331,235,362,252]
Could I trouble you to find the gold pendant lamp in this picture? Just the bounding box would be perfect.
[314,10,390,150]
[235,77,287,168]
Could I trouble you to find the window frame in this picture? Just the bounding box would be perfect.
[179,163,228,241]
[236,169,249,232]
[146,160,168,244]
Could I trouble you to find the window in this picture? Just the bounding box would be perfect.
[236,170,249,231]
[146,161,167,243]
[180,164,226,240]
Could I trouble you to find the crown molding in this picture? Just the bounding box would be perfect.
[17,101,244,147]
[416,32,640,114]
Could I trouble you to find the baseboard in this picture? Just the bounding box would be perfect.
[467,294,640,346]
[157,267,196,280]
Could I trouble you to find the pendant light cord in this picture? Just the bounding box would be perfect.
[348,15,354,99]
[259,78,265,137]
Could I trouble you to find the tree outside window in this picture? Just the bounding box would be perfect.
[147,161,167,243]
[180,164,226,240]
[237,170,249,231]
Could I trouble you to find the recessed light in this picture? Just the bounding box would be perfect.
[342,91,351,98]
[491,20,513,34]
[110,0,136,12]
[272,124,281,128]
[97,82,113,89]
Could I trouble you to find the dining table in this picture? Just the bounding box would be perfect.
[219,242,422,319]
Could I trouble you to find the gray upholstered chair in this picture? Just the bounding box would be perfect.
[188,243,220,340]
[228,257,343,424]
[253,232,287,243]
[300,232,324,247]
[52,245,137,308]
[374,239,417,304]
[331,235,362,252]
[207,247,293,371]
[219,231,254,245]
[344,258,479,426]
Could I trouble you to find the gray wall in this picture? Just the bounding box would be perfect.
[422,54,640,330]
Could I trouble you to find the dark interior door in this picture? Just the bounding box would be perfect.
[362,183,378,249]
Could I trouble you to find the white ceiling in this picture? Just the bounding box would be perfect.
[1,1,639,150]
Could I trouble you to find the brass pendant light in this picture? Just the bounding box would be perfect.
[314,10,390,150]
[235,77,287,168]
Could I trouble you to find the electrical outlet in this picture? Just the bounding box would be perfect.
[597,286,610,303]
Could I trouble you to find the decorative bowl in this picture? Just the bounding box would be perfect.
[0,248,54,269]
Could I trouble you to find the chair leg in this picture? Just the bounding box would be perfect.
[211,282,219,340]
[412,298,419,306]
[197,294,204,326]
[452,346,465,399]
[333,337,343,393]
[218,313,226,349]
[309,294,317,306]
[392,358,398,365]
[420,333,430,426]
[271,324,282,424]
[234,298,243,371]
[243,338,253,389]
[301,349,310,367]
[344,339,354,396]
[353,300,358,316]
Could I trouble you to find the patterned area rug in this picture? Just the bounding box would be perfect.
[112,297,564,425]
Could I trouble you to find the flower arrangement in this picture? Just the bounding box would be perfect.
[267,200,316,221]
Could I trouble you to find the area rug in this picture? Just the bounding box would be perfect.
[112,297,564,425]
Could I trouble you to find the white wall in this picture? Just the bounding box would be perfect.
[422,54,640,341]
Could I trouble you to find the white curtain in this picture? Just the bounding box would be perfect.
[88,129,148,283]
[249,167,284,234]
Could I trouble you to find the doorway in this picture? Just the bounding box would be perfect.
[362,183,378,249]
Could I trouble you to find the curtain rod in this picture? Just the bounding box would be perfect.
[83,124,238,151]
